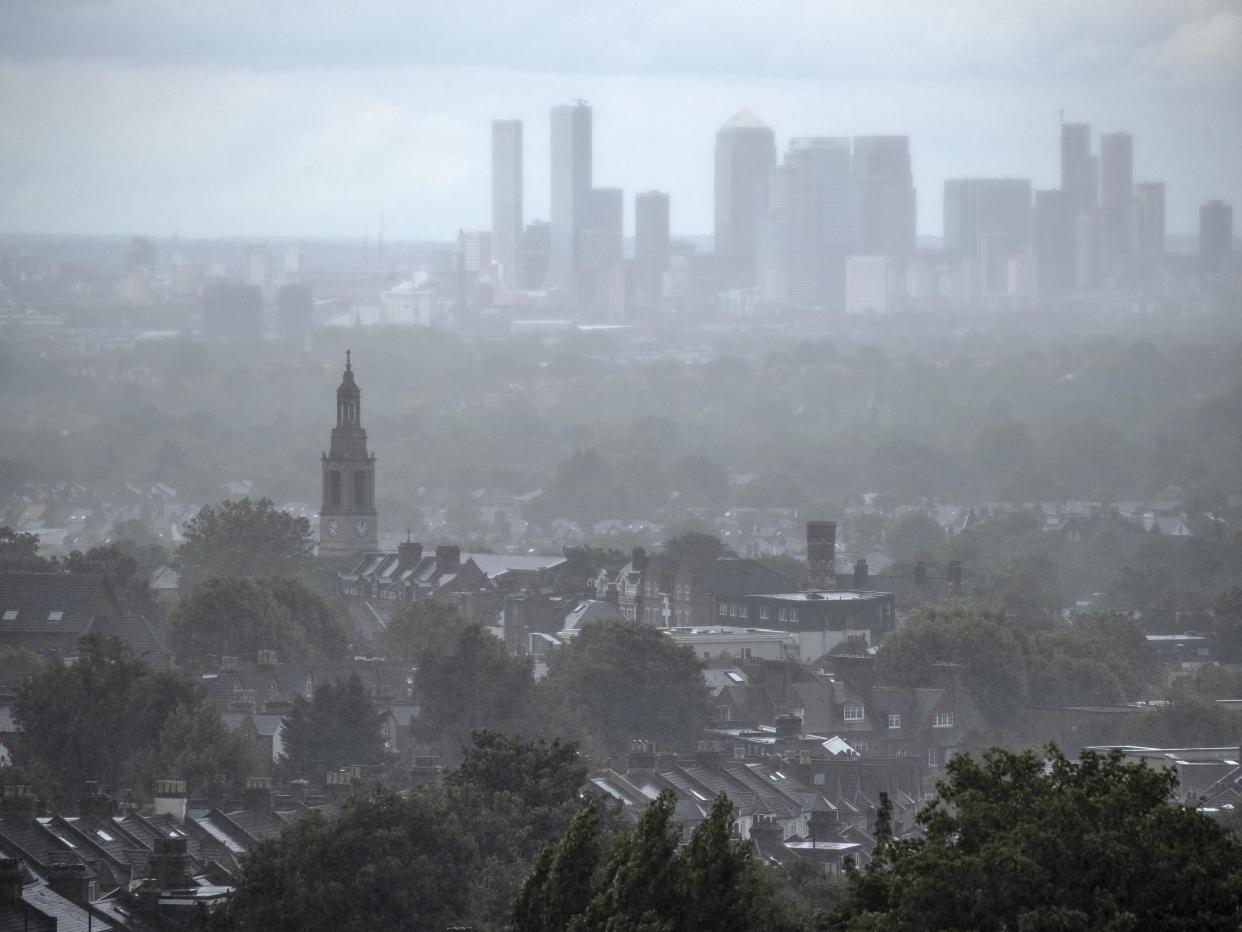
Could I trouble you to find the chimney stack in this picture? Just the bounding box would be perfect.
[410,755,442,788]
[398,541,423,570]
[605,583,620,605]
[152,780,188,823]
[0,858,24,901]
[435,545,461,570]
[0,785,38,821]
[806,521,837,589]
[775,714,803,739]
[148,836,192,889]
[243,776,273,813]
[947,561,963,595]
[78,782,114,820]
[48,862,95,906]
[853,558,869,590]
[631,547,647,570]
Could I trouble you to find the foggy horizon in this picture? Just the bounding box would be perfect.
[3,1,1240,239]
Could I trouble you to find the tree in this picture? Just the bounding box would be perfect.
[169,576,349,662]
[0,526,50,572]
[874,603,1029,729]
[14,635,243,806]
[662,531,734,562]
[884,512,945,564]
[177,498,312,584]
[410,615,533,757]
[377,600,472,664]
[542,619,711,757]
[229,787,486,932]
[445,730,587,859]
[828,746,1242,931]
[61,542,161,620]
[279,674,387,779]
[156,702,255,797]
[514,790,794,932]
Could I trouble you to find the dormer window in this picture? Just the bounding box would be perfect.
[934,712,954,728]
[844,704,865,721]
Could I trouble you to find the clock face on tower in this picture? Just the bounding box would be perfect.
[354,517,370,538]
[326,518,340,537]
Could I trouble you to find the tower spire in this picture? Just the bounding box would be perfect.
[346,348,352,371]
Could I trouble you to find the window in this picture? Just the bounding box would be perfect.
[887,714,901,729]
[329,470,341,507]
[759,606,769,620]
[928,747,939,767]
[719,603,728,616]
[778,608,787,621]
[2,610,16,621]
[934,712,954,728]
[789,608,798,623]
[47,611,64,622]
[354,470,367,507]
[729,604,738,617]
[844,704,865,722]
[716,706,733,722]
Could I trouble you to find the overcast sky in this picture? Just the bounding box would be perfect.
[1,0,1239,240]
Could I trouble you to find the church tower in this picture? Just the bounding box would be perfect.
[319,350,378,556]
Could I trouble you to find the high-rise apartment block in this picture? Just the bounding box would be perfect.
[845,255,893,314]
[1033,189,1075,297]
[635,191,670,309]
[1134,182,1165,257]
[491,120,523,291]
[715,110,777,283]
[852,136,916,267]
[1060,122,1094,215]
[547,101,592,296]
[1200,200,1234,274]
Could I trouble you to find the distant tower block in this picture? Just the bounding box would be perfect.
[806,521,837,589]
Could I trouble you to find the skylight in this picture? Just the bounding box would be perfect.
[47,611,64,622]
[2,611,16,621]
[96,829,115,842]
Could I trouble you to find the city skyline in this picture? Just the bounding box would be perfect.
[2,1,1240,240]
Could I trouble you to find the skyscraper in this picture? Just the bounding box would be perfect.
[1098,132,1134,279]
[943,179,1032,257]
[1200,200,1234,274]
[546,101,592,296]
[944,179,1032,300]
[523,220,551,290]
[581,187,623,311]
[758,159,818,306]
[1033,189,1075,297]
[491,119,523,291]
[1060,122,1094,215]
[1134,182,1165,257]
[851,136,916,267]
[791,137,852,306]
[635,190,670,309]
[714,110,776,283]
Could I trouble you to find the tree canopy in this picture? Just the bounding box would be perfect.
[177,498,313,584]
[513,790,795,932]
[541,619,711,757]
[279,674,387,779]
[828,746,1242,931]
[14,635,250,805]
[169,575,350,662]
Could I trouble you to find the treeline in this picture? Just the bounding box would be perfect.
[2,327,1240,527]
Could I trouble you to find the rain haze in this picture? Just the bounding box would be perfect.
[2,3,1242,930]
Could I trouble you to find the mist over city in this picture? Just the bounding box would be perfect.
[1,2,1241,929]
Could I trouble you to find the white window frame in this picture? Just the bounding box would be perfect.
[933,712,954,728]
[719,602,728,616]
[928,747,939,767]
[844,704,865,722]
[887,714,901,729]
